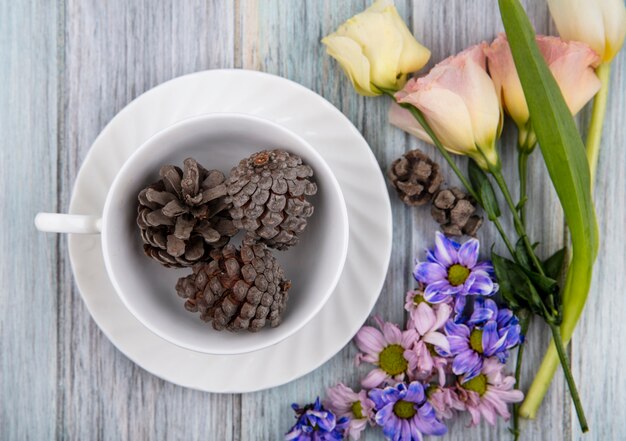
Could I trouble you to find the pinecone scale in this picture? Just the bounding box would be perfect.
[226,150,317,250]
[137,158,238,268]
[175,243,291,332]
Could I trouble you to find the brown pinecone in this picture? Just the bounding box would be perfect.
[388,149,443,206]
[431,187,483,237]
[225,149,317,250]
[137,158,238,268]
[175,243,291,332]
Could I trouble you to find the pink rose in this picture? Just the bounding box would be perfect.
[391,43,501,169]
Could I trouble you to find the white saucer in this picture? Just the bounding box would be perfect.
[68,69,392,393]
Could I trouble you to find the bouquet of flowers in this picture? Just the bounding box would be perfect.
[285,0,625,439]
[286,233,526,440]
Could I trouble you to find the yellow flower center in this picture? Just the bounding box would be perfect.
[448,264,470,286]
[393,400,417,419]
[413,293,426,306]
[379,344,408,376]
[351,401,364,419]
[463,374,487,396]
[469,329,484,353]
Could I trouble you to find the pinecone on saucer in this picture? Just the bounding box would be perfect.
[388,149,443,206]
[175,243,291,332]
[430,187,483,237]
[137,158,238,268]
[225,149,317,250]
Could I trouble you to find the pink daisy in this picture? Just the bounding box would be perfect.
[405,285,453,316]
[324,383,375,440]
[427,386,466,420]
[456,357,524,426]
[354,317,416,388]
[404,302,451,386]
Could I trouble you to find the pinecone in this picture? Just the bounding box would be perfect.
[137,158,238,268]
[388,149,443,206]
[175,243,291,332]
[431,187,483,237]
[225,150,317,250]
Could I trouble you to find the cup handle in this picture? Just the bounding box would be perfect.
[35,213,102,234]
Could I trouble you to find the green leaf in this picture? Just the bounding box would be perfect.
[544,248,566,280]
[499,1,600,412]
[514,239,532,271]
[498,0,598,264]
[492,252,546,315]
[491,252,524,311]
[468,160,501,220]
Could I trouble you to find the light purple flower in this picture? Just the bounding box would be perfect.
[427,386,466,420]
[444,298,522,381]
[369,381,447,441]
[456,358,524,426]
[354,317,416,388]
[404,302,451,386]
[414,232,498,303]
[324,384,375,440]
[285,397,349,440]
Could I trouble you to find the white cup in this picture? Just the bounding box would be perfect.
[36,113,349,355]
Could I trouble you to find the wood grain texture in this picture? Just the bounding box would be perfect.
[0,0,60,440]
[1,0,625,440]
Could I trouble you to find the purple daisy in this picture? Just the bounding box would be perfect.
[369,381,447,441]
[285,397,349,441]
[324,383,375,440]
[456,358,524,426]
[414,232,498,303]
[444,298,522,381]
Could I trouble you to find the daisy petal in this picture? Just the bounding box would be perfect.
[361,368,389,389]
[433,303,452,330]
[354,326,386,355]
[453,350,482,378]
[434,231,459,267]
[414,262,447,284]
[382,322,403,344]
[465,271,495,296]
[414,303,436,335]
[423,331,450,353]
[424,280,453,303]
[405,381,425,403]
[458,238,479,268]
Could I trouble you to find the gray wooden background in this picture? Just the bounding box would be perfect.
[2,0,624,439]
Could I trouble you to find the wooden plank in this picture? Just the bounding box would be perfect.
[0,0,60,439]
[3,0,623,439]
[410,2,571,440]
[236,1,576,440]
[571,49,626,440]
[236,1,410,439]
[57,1,239,439]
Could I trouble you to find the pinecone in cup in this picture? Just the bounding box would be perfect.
[226,149,317,250]
[430,187,483,237]
[137,158,238,268]
[175,243,291,332]
[388,149,443,206]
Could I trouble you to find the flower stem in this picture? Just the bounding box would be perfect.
[489,167,545,276]
[586,62,611,188]
[404,106,479,201]
[517,151,529,226]
[519,63,609,421]
[383,90,520,260]
[492,217,517,258]
[547,322,588,433]
[511,310,531,440]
